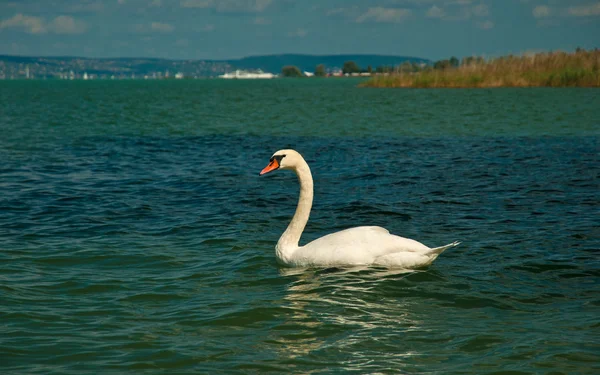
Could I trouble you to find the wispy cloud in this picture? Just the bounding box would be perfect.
[356,7,412,23]
[134,22,175,33]
[568,2,600,17]
[0,14,46,34]
[532,5,551,18]
[180,0,211,8]
[180,0,272,12]
[531,2,600,26]
[426,6,445,18]
[325,6,360,19]
[424,3,489,21]
[0,13,87,34]
[531,2,600,19]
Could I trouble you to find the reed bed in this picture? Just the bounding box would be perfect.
[361,49,600,88]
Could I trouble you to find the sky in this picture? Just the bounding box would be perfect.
[0,0,598,61]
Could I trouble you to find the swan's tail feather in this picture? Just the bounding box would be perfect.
[427,241,461,256]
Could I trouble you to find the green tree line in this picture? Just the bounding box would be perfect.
[280,60,428,77]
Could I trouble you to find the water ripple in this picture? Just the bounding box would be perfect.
[1,81,599,374]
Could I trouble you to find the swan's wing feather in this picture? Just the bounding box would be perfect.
[303,226,389,247]
[359,226,390,235]
[295,226,432,266]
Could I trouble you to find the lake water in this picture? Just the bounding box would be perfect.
[1,79,599,374]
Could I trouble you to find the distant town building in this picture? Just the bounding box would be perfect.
[218,69,275,79]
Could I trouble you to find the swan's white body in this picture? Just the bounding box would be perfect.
[260,149,460,268]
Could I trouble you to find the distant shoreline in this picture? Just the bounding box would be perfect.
[0,53,428,80]
[360,49,600,88]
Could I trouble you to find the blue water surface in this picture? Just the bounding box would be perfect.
[0,80,599,374]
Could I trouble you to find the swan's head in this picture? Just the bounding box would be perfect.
[259,149,303,175]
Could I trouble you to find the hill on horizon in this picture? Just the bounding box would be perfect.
[226,54,431,73]
[0,53,431,78]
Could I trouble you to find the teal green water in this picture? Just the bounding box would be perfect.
[1,80,599,374]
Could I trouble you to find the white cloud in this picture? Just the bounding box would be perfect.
[568,2,600,17]
[476,20,494,29]
[356,7,412,23]
[424,3,489,21]
[134,22,175,33]
[530,2,600,20]
[180,0,211,8]
[0,13,46,34]
[180,0,272,12]
[532,5,551,18]
[151,22,174,32]
[426,5,445,18]
[0,13,86,34]
[250,0,272,12]
[326,6,360,18]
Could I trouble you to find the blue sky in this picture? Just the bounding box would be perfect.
[0,0,598,61]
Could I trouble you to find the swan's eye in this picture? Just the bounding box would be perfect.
[270,154,286,164]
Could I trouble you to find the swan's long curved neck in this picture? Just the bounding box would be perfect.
[276,160,313,259]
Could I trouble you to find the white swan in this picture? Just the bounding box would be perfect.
[260,149,460,268]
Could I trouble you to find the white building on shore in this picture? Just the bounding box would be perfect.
[218,69,276,79]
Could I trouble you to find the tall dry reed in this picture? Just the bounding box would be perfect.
[361,49,600,88]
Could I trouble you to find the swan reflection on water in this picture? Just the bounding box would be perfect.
[273,266,429,367]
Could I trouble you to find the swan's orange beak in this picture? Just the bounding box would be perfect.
[260,159,280,175]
